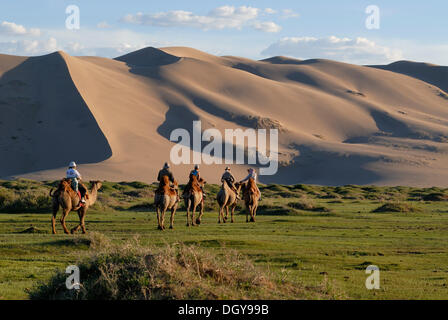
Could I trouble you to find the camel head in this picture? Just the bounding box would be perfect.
[198,178,206,187]
[89,180,102,190]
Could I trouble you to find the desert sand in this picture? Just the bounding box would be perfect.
[0,47,447,186]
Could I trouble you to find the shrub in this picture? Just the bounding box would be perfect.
[0,188,52,213]
[288,198,331,212]
[422,193,448,202]
[29,237,336,300]
[372,202,420,213]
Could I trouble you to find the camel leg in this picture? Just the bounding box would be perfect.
[80,210,87,234]
[51,202,59,234]
[186,200,191,227]
[161,209,166,230]
[218,206,223,224]
[71,211,82,234]
[60,208,70,234]
[156,207,162,230]
[191,205,197,226]
[231,204,235,223]
[169,205,176,229]
[250,205,256,222]
[224,206,229,224]
[196,203,203,225]
[246,206,249,223]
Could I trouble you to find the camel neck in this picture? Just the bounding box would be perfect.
[88,186,99,205]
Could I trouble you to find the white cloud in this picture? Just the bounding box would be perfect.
[97,21,111,29]
[0,37,58,55]
[281,9,299,19]
[0,21,41,36]
[254,21,282,33]
[262,36,403,64]
[264,8,277,14]
[122,6,281,32]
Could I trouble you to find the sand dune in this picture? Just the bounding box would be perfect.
[0,47,447,186]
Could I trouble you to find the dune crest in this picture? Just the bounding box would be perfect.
[1,47,448,186]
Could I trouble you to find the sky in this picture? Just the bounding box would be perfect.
[0,0,447,65]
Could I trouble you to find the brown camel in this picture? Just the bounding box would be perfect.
[183,175,206,226]
[241,178,260,223]
[154,175,179,230]
[50,179,102,234]
[216,180,241,224]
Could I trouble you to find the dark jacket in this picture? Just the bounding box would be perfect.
[221,171,236,183]
[158,168,175,183]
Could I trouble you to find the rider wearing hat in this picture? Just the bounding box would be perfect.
[157,162,179,200]
[189,165,206,199]
[66,161,86,203]
[239,168,262,201]
[221,166,240,200]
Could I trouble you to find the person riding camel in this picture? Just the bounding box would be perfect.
[221,167,240,200]
[66,161,86,204]
[157,162,179,201]
[189,165,206,199]
[239,168,262,201]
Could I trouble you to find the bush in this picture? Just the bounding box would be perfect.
[422,193,447,202]
[29,237,334,300]
[288,198,331,212]
[0,187,52,213]
[372,202,420,213]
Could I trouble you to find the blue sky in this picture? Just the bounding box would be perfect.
[1,0,447,64]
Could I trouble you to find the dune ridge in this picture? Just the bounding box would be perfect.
[1,47,447,186]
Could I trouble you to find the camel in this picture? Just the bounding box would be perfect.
[154,175,179,230]
[216,180,241,224]
[50,179,102,234]
[241,178,260,223]
[183,175,206,226]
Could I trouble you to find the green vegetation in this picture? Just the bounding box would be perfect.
[0,179,447,300]
[30,235,338,300]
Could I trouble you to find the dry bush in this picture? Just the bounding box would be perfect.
[372,202,420,213]
[29,235,342,300]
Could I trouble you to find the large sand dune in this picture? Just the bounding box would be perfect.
[0,47,447,186]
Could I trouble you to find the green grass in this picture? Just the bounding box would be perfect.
[0,180,447,299]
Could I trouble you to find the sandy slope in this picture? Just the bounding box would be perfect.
[1,47,447,186]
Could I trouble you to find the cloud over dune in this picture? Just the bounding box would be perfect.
[262,36,403,64]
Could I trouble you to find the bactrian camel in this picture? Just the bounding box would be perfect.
[50,179,102,234]
[154,175,179,230]
[183,174,206,226]
[216,180,241,224]
[241,178,260,223]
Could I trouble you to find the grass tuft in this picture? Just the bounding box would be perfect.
[372,202,420,213]
[29,235,341,300]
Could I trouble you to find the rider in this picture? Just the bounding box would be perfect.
[66,161,86,203]
[189,165,206,199]
[239,168,262,201]
[221,167,240,200]
[157,162,179,200]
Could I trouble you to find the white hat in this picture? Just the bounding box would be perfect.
[69,161,77,168]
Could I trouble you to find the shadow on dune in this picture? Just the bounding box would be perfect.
[370,61,448,93]
[156,104,199,139]
[0,52,112,177]
[260,145,382,185]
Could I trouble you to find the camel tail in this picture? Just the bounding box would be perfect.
[49,189,54,197]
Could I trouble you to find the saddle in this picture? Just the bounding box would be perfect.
[60,179,89,206]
